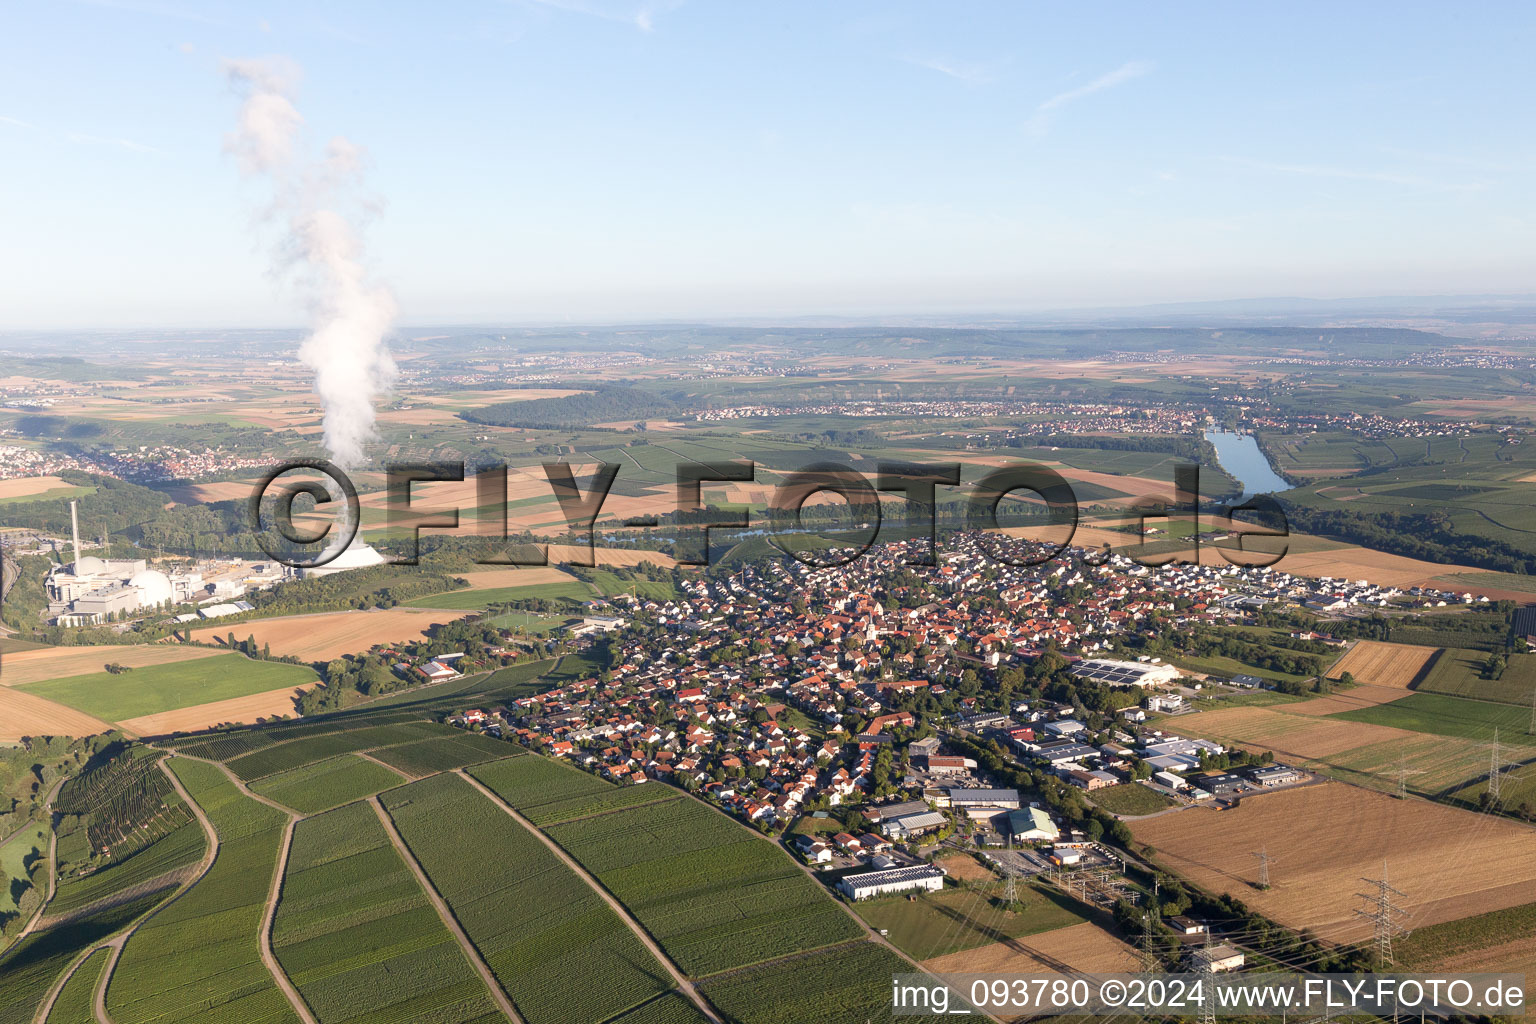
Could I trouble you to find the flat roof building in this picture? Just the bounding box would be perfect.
[837,865,946,900]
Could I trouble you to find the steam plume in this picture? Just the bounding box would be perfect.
[223,57,397,473]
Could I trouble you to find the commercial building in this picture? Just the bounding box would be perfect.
[837,865,946,900]
[1070,658,1181,688]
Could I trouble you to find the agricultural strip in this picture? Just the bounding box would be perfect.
[697,941,920,1024]
[1335,692,1536,746]
[365,733,523,777]
[104,757,301,1024]
[1130,782,1536,942]
[225,722,465,782]
[381,773,674,1024]
[471,757,864,976]
[271,801,507,1024]
[16,654,317,723]
[249,755,408,814]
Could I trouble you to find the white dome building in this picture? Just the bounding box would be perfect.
[129,569,174,607]
[299,541,389,579]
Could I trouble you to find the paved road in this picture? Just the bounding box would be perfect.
[456,769,726,1024]
[368,795,524,1024]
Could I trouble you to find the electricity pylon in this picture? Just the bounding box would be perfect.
[1356,861,1409,967]
[1490,728,1507,805]
[1252,844,1275,888]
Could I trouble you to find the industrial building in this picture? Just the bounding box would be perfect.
[46,500,291,625]
[1070,658,1181,688]
[837,865,945,900]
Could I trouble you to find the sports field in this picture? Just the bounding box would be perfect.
[16,653,316,723]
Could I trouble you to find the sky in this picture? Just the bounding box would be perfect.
[3,0,1535,328]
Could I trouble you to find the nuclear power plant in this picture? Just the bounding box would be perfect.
[45,500,287,626]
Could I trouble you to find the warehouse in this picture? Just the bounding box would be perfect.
[1070,658,1181,688]
[837,865,946,900]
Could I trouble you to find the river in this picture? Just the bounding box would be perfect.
[1203,428,1291,500]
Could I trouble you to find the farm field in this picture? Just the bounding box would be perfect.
[224,722,457,781]
[381,773,673,1024]
[0,643,224,688]
[920,919,1139,975]
[0,821,48,919]
[361,732,518,777]
[272,802,506,1024]
[16,654,316,724]
[1336,691,1536,747]
[1325,640,1438,688]
[248,754,406,813]
[698,940,922,1024]
[189,608,471,661]
[1397,903,1536,973]
[0,688,110,742]
[114,681,319,736]
[104,757,299,1024]
[405,580,595,609]
[470,755,863,974]
[855,880,1086,960]
[540,782,866,975]
[1130,782,1536,942]
[1419,647,1536,705]
[1169,704,1420,759]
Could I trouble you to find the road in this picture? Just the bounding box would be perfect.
[456,769,725,1024]
[260,816,318,1024]
[368,795,524,1024]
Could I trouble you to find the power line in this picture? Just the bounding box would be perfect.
[1392,753,1426,800]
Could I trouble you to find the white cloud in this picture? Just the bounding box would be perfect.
[0,115,35,129]
[1027,59,1153,133]
[520,0,679,32]
[902,55,995,85]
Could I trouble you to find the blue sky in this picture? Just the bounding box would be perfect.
[2,1,1533,327]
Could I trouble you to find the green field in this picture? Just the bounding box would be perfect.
[1336,691,1536,747]
[106,757,298,1024]
[272,802,506,1024]
[17,654,316,722]
[404,580,594,609]
[855,880,1084,960]
[366,733,520,776]
[542,783,865,976]
[469,756,681,826]
[381,773,673,1024]
[225,722,451,782]
[698,940,924,1024]
[1088,783,1176,816]
[1418,648,1536,706]
[248,754,406,814]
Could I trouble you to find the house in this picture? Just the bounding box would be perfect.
[838,865,946,900]
[418,659,459,682]
[1147,694,1187,714]
[924,755,976,774]
[1169,915,1207,935]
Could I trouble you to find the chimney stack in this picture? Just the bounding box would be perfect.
[70,499,82,567]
